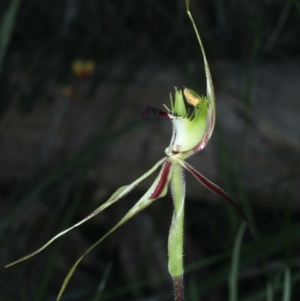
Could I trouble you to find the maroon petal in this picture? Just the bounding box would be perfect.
[182,161,251,230]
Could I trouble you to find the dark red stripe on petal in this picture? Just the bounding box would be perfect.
[194,131,209,152]
[184,161,250,227]
[194,110,215,152]
[150,160,172,198]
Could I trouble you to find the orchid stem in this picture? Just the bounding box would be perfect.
[168,163,185,301]
[174,275,184,301]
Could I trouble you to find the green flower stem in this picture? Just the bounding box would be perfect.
[168,162,185,300]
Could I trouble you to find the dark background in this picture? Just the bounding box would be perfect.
[1,0,300,300]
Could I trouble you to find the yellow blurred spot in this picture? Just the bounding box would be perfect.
[72,59,95,79]
[183,88,199,106]
[62,85,77,102]
[62,86,72,97]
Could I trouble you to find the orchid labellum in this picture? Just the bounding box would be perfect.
[5,1,249,300]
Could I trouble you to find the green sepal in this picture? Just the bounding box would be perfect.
[57,160,174,300]
[5,157,167,268]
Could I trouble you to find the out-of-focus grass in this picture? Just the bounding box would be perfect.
[1,0,300,300]
[229,222,247,301]
[0,0,22,73]
[1,48,150,300]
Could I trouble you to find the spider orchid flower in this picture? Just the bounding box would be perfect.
[5,1,249,300]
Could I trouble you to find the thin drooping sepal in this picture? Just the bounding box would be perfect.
[179,160,251,231]
[5,157,167,268]
[168,163,185,301]
[57,160,173,300]
[185,0,216,147]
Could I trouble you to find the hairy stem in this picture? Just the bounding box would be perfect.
[173,275,184,301]
[168,162,185,301]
